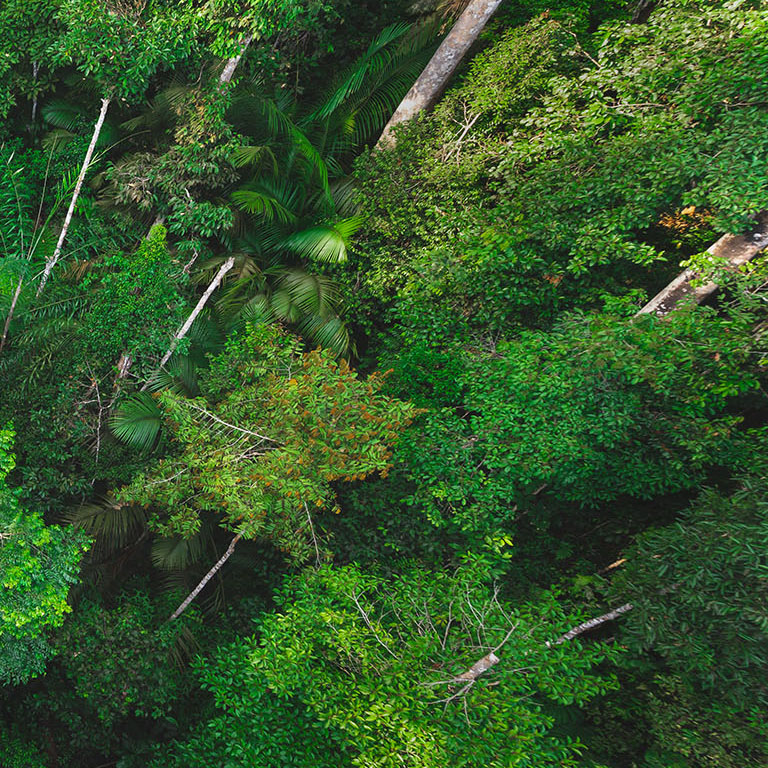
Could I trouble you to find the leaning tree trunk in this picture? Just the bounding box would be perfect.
[0,276,24,353]
[139,256,236,391]
[636,211,768,317]
[37,96,111,296]
[376,0,504,148]
[219,35,253,84]
[169,534,241,620]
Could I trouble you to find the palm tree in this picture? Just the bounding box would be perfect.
[209,22,438,355]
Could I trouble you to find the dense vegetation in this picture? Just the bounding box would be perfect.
[1,0,767,765]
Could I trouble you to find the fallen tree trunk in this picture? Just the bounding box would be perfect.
[636,211,768,317]
[377,0,503,147]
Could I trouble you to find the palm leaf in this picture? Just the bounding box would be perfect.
[151,533,207,571]
[309,23,414,120]
[65,496,147,556]
[299,313,352,357]
[281,215,364,263]
[110,392,162,451]
[231,188,298,225]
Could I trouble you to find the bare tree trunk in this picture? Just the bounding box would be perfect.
[546,603,634,646]
[377,0,503,147]
[169,534,241,620]
[37,96,111,296]
[219,35,254,84]
[141,256,236,391]
[0,276,24,353]
[636,211,768,317]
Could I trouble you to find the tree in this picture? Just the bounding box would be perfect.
[377,0,504,146]
[155,558,620,767]
[37,0,198,294]
[116,323,416,610]
[600,461,768,766]
[0,424,88,684]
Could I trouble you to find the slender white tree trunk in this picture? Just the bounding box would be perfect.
[37,96,111,296]
[377,0,503,147]
[546,603,634,646]
[0,276,24,353]
[219,35,253,84]
[169,534,241,620]
[141,256,236,391]
[636,211,768,317]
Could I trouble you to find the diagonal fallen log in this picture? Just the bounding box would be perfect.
[636,211,768,317]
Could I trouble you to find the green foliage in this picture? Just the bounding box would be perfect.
[160,559,619,767]
[153,636,352,767]
[355,1,768,345]
[53,588,200,730]
[119,323,416,559]
[396,303,764,541]
[0,424,88,685]
[53,0,198,99]
[0,724,46,768]
[614,464,768,706]
[587,464,768,767]
[81,224,187,373]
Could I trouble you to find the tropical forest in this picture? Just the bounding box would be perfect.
[1,0,767,765]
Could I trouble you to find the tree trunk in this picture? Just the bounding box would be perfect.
[377,0,503,147]
[636,211,768,317]
[37,96,111,296]
[0,276,24,353]
[141,255,236,391]
[219,35,253,84]
[169,534,241,620]
[546,603,634,646]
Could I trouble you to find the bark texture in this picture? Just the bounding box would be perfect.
[219,35,253,84]
[636,211,768,317]
[169,534,241,620]
[546,603,634,647]
[37,97,111,296]
[0,276,24,353]
[377,0,503,147]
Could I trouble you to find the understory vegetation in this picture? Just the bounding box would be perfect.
[1,0,767,766]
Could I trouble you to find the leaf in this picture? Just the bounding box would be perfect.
[281,216,364,263]
[110,392,162,451]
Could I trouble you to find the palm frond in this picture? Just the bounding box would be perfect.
[309,23,414,121]
[110,392,162,451]
[281,215,364,263]
[276,269,343,316]
[65,496,147,556]
[298,312,353,357]
[231,188,298,225]
[151,533,207,571]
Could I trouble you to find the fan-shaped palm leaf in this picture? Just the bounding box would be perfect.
[110,392,162,451]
